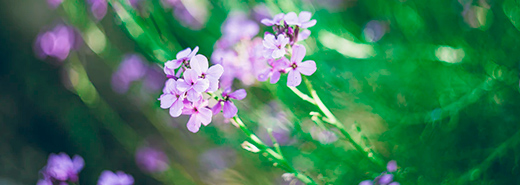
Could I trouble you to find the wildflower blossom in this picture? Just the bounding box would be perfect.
[261,13,285,26]
[97,170,134,185]
[263,34,289,59]
[257,57,289,84]
[359,161,400,185]
[159,79,185,117]
[286,45,316,87]
[135,146,170,173]
[111,54,148,94]
[35,25,81,61]
[284,11,317,29]
[190,55,224,92]
[39,153,84,183]
[176,69,209,102]
[183,99,212,133]
[164,46,199,74]
[212,88,246,118]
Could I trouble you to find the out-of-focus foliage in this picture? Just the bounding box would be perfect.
[1,0,520,184]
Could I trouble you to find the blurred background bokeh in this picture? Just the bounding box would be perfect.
[2,0,520,184]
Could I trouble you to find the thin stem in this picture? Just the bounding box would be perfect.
[232,116,317,185]
[288,86,316,105]
[296,77,385,168]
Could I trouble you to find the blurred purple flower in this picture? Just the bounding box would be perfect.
[212,88,246,118]
[164,46,199,74]
[135,146,170,173]
[297,29,311,42]
[88,0,108,20]
[162,0,206,30]
[47,0,63,8]
[159,79,185,117]
[284,11,316,29]
[111,54,148,94]
[176,69,209,102]
[190,55,224,92]
[287,44,316,87]
[359,161,399,185]
[363,20,387,43]
[220,12,259,47]
[127,0,142,9]
[359,180,373,185]
[387,160,397,172]
[97,170,134,185]
[36,178,53,185]
[263,34,289,59]
[310,126,338,144]
[35,25,81,61]
[182,99,212,133]
[252,4,272,22]
[39,153,84,183]
[261,13,284,26]
[143,65,167,92]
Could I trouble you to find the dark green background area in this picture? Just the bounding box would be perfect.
[1,0,520,184]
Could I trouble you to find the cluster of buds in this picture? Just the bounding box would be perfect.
[159,47,246,133]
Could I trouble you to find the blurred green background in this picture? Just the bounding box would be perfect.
[2,0,520,184]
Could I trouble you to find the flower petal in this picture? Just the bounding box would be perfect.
[193,79,209,92]
[298,11,312,22]
[257,69,271,82]
[165,59,182,69]
[188,46,199,58]
[284,12,299,25]
[169,99,183,117]
[176,79,189,92]
[72,155,84,172]
[223,101,238,118]
[287,70,302,87]
[206,64,224,79]
[297,30,311,41]
[297,60,316,76]
[186,115,201,133]
[186,89,201,102]
[272,49,286,59]
[301,19,317,29]
[159,94,176,109]
[183,69,198,84]
[211,101,223,115]
[270,70,281,84]
[198,107,212,126]
[359,180,373,185]
[228,89,247,100]
[291,44,306,63]
[176,47,192,59]
[261,19,274,26]
[263,34,276,49]
[190,54,208,75]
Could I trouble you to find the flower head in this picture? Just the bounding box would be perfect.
[176,69,209,102]
[87,0,108,20]
[97,171,134,185]
[40,153,84,183]
[212,88,247,118]
[261,13,285,26]
[257,57,290,84]
[263,34,289,59]
[190,55,224,92]
[287,45,316,87]
[159,79,185,117]
[183,99,212,133]
[284,11,316,29]
[136,146,170,173]
[35,25,81,61]
[111,54,148,94]
[164,46,199,76]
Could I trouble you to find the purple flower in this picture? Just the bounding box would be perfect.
[297,29,311,42]
[359,180,373,185]
[159,79,185,117]
[310,126,338,144]
[111,54,148,94]
[284,11,317,29]
[189,55,224,92]
[261,13,284,26]
[183,99,212,133]
[258,57,289,84]
[377,174,393,184]
[212,88,247,118]
[88,0,108,20]
[35,25,80,61]
[164,47,199,75]
[135,146,170,173]
[97,170,134,185]
[40,153,84,182]
[287,44,316,87]
[387,160,397,172]
[176,69,209,102]
[37,178,53,185]
[263,34,289,59]
[220,12,259,47]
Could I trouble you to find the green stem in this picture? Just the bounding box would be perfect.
[290,77,385,168]
[232,116,317,185]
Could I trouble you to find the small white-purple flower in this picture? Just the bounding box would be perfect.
[176,69,209,102]
[159,79,185,117]
[263,34,289,59]
[183,99,212,133]
[257,57,290,84]
[40,153,84,183]
[164,46,199,76]
[284,11,317,29]
[189,54,224,92]
[97,170,134,185]
[287,45,316,87]
[261,13,284,26]
[212,88,247,118]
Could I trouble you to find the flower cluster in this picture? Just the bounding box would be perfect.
[111,54,166,94]
[160,47,246,133]
[258,11,317,87]
[37,153,134,185]
[359,160,400,185]
[34,25,82,62]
